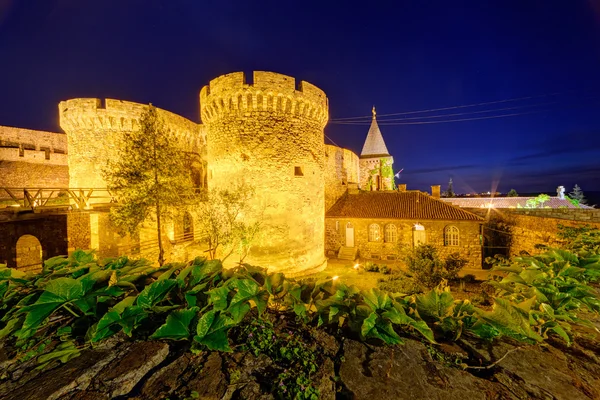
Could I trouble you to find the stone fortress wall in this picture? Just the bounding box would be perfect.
[324,144,360,211]
[0,126,69,188]
[59,98,206,192]
[200,71,329,274]
[1,71,370,275]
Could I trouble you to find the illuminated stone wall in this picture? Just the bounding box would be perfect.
[0,214,69,269]
[325,218,482,268]
[59,99,206,196]
[0,126,68,188]
[468,208,600,259]
[200,71,329,275]
[324,145,360,211]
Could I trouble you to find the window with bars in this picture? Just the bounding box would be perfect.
[368,223,380,242]
[384,224,397,243]
[444,225,460,246]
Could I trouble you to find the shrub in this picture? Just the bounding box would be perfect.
[364,262,380,272]
[444,253,468,281]
[379,265,392,275]
[377,273,419,294]
[404,245,468,289]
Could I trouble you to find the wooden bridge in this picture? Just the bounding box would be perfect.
[0,187,116,212]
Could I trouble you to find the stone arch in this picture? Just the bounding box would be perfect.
[16,234,43,273]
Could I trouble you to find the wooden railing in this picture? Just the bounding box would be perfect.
[0,187,116,211]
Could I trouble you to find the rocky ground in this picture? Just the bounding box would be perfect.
[1,319,599,400]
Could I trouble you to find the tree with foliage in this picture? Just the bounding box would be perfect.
[103,105,197,266]
[443,178,455,198]
[522,194,550,209]
[197,182,262,263]
[507,189,518,197]
[570,184,587,205]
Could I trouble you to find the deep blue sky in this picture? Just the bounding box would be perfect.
[1,0,600,195]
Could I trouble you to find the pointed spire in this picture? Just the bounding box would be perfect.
[360,105,390,157]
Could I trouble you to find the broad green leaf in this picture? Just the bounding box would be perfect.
[36,341,80,370]
[362,288,392,312]
[18,278,86,338]
[0,317,23,339]
[229,279,269,316]
[474,298,543,342]
[195,330,231,352]
[136,279,178,309]
[228,302,251,324]
[361,312,403,344]
[122,306,148,336]
[547,323,571,345]
[383,302,436,343]
[92,310,122,342]
[208,286,231,311]
[414,288,454,320]
[150,307,198,340]
[195,310,234,351]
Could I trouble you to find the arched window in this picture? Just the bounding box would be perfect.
[368,224,380,242]
[444,225,460,246]
[384,224,397,243]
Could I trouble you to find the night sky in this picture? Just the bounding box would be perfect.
[1,0,599,196]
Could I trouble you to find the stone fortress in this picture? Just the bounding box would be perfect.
[1,71,397,275]
[3,70,598,274]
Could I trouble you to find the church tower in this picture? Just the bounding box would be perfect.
[359,107,394,190]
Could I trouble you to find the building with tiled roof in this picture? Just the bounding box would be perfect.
[327,191,483,220]
[325,190,483,267]
[359,107,395,191]
[441,196,592,209]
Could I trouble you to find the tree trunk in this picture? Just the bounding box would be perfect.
[156,199,164,266]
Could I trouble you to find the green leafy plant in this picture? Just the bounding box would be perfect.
[404,245,468,289]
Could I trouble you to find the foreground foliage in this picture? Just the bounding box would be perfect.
[1,236,599,397]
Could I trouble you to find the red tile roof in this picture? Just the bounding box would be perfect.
[441,197,592,209]
[326,191,483,221]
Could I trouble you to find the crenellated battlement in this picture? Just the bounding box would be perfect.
[59,98,206,192]
[59,98,205,146]
[199,71,329,127]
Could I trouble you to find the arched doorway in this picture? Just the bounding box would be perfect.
[412,223,426,247]
[183,212,194,241]
[16,234,43,273]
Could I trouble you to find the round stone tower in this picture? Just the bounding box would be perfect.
[200,71,329,275]
[59,98,205,197]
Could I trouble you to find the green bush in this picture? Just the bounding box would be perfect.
[364,262,380,272]
[404,245,468,289]
[378,273,419,295]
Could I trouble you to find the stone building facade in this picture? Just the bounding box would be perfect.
[325,191,483,268]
